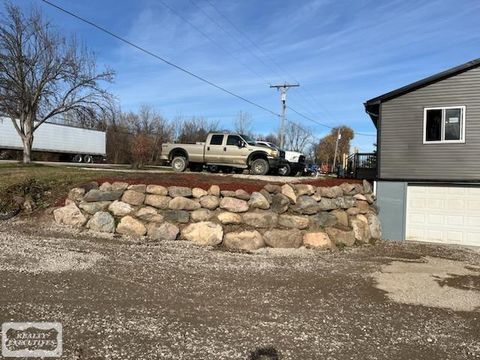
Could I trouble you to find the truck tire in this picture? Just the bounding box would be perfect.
[250,158,269,175]
[72,154,83,163]
[83,155,93,163]
[278,163,291,176]
[172,156,188,172]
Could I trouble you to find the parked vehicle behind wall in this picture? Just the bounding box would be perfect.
[160,132,287,175]
[256,141,306,176]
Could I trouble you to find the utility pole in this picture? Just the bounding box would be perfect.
[270,83,299,148]
[332,128,341,173]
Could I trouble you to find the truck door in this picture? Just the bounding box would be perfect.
[205,134,225,163]
[222,135,250,165]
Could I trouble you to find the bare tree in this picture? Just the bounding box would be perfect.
[0,4,114,163]
[176,117,219,144]
[234,111,252,135]
[284,121,313,152]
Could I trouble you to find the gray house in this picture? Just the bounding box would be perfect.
[365,58,480,247]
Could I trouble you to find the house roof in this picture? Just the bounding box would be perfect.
[364,58,480,127]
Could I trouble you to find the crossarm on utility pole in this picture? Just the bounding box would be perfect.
[270,83,299,148]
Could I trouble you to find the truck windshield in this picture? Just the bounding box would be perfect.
[240,134,257,145]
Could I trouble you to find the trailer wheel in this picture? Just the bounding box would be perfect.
[250,158,269,175]
[72,154,83,163]
[172,156,188,172]
[83,155,93,163]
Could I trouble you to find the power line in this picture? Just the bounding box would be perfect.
[156,0,273,86]
[288,106,376,137]
[40,0,280,118]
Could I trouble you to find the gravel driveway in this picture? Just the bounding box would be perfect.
[0,217,479,359]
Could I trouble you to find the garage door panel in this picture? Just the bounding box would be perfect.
[406,185,480,247]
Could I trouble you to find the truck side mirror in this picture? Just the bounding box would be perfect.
[237,140,244,148]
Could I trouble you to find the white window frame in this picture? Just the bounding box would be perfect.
[423,106,466,144]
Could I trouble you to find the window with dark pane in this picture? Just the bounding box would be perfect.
[445,108,462,141]
[226,135,241,146]
[210,135,224,145]
[425,109,442,141]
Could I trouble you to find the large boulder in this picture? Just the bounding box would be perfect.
[191,209,213,222]
[144,195,171,209]
[136,207,163,222]
[294,184,315,196]
[235,189,250,200]
[53,203,87,227]
[367,213,382,240]
[146,185,168,195]
[355,200,370,214]
[162,210,190,223]
[220,197,249,213]
[278,214,309,229]
[363,179,373,194]
[263,229,303,248]
[217,212,242,224]
[208,185,220,196]
[128,184,146,193]
[224,231,265,251]
[79,201,111,215]
[331,209,349,227]
[147,222,179,241]
[122,190,145,206]
[309,212,337,227]
[259,189,272,203]
[221,190,236,197]
[303,232,335,250]
[341,183,363,196]
[111,182,129,191]
[242,211,278,228]
[336,196,355,209]
[192,187,208,198]
[84,189,123,202]
[168,186,192,198]
[168,197,201,211]
[270,193,290,214]
[68,187,85,202]
[181,222,223,246]
[99,182,112,191]
[325,227,355,247]
[318,198,338,211]
[281,184,297,204]
[108,201,134,217]
[116,216,147,236]
[318,186,343,199]
[87,211,115,233]
[248,192,270,210]
[292,196,320,215]
[199,195,220,210]
[351,215,371,244]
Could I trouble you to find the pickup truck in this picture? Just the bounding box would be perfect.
[256,140,306,176]
[160,132,286,175]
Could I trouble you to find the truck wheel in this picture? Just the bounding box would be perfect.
[278,163,291,176]
[72,154,83,163]
[250,158,269,175]
[172,156,188,172]
[83,155,93,163]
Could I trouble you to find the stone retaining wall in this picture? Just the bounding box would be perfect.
[53,180,381,251]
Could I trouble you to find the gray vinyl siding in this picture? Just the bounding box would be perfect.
[379,66,480,180]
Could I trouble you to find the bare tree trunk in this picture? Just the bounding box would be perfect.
[21,134,33,164]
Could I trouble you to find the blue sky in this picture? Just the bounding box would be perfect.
[17,0,480,150]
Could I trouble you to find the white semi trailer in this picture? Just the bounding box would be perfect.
[0,118,106,163]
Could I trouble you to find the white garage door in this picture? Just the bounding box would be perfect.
[406,185,480,246]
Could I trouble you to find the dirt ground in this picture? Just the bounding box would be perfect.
[0,217,479,360]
